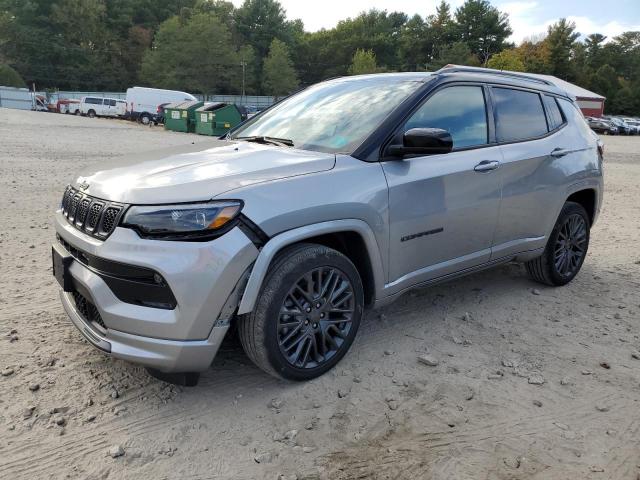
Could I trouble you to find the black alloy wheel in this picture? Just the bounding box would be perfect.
[526,201,590,286]
[277,267,356,369]
[238,243,364,381]
[553,213,588,277]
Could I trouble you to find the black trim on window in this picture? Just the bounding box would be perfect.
[352,73,572,162]
[378,81,497,161]
[487,85,569,147]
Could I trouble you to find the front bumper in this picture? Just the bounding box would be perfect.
[60,290,229,372]
[54,210,259,372]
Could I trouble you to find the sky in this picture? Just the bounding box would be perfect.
[230,0,640,44]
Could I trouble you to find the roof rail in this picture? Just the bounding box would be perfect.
[436,65,555,86]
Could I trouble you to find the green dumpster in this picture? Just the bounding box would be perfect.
[194,103,243,136]
[164,100,204,133]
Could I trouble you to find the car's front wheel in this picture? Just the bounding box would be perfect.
[526,201,590,286]
[238,243,364,381]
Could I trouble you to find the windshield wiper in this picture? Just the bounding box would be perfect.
[235,136,294,147]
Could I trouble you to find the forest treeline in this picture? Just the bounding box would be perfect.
[0,0,638,114]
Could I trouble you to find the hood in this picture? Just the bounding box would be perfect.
[73,141,336,204]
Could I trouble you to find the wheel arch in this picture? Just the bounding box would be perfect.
[566,188,597,226]
[237,220,385,315]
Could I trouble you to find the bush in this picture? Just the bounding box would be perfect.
[0,64,26,88]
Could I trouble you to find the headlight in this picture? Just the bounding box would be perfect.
[122,201,242,240]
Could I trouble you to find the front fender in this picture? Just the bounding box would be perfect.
[237,219,385,315]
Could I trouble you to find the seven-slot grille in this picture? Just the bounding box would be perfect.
[61,186,126,239]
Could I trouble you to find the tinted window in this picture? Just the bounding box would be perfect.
[493,88,548,142]
[110,99,116,106]
[543,95,564,130]
[86,97,101,105]
[557,98,593,140]
[103,99,110,105]
[405,86,488,149]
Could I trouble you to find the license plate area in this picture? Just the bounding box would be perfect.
[52,243,74,292]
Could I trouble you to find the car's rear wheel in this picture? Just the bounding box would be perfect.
[139,113,151,125]
[526,201,590,286]
[238,243,364,381]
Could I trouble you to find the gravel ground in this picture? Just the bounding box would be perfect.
[1,108,639,480]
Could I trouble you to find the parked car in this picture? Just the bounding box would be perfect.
[53,68,603,385]
[587,117,617,135]
[623,118,640,134]
[79,96,124,118]
[152,102,171,125]
[608,117,632,135]
[125,87,197,125]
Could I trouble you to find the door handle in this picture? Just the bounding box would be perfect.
[474,160,500,172]
[550,148,570,158]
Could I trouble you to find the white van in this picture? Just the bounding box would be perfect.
[79,97,124,118]
[125,87,197,124]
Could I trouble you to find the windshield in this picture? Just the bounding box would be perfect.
[231,77,425,154]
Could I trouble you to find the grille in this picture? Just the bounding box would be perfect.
[86,202,104,231]
[100,207,119,234]
[60,186,125,240]
[72,291,106,330]
[75,198,91,226]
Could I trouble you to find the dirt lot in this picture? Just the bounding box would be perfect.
[1,108,639,480]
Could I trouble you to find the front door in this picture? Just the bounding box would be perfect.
[382,84,502,290]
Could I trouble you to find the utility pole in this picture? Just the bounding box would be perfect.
[240,57,247,103]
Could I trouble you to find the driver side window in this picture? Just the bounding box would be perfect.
[405,86,488,149]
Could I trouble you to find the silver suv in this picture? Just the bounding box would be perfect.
[53,67,604,384]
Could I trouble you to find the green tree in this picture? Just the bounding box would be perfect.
[584,33,607,68]
[349,49,377,75]
[544,18,580,80]
[454,0,512,65]
[140,13,240,94]
[589,64,620,102]
[427,0,456,60]
[0,64,26,87]
[263,38,298,98]
[234,0,302,90]
[487,49,524,71]
[515,40,552,73]
[398,15,427,70]
[429,41,480,69]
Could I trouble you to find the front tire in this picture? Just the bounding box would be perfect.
[87,109,96,118]
[526,201,590,286]
[139,113,151,125]
[238,244,364,381]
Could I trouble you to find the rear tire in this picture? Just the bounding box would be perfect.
[526,201,590,286]
[238,243,364,381]
[139,113,151,125]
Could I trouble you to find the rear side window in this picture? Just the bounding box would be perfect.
[492,88,548,142]
[103,99,110,105]
[110,99,116,106]
[543,95,564,130]
[405,86,488,149]
[557,98,593,140]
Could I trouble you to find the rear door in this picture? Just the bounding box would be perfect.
[382,84,502,289]
[491,87,581,259]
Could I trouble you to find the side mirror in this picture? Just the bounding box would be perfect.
[387,128,453,157]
